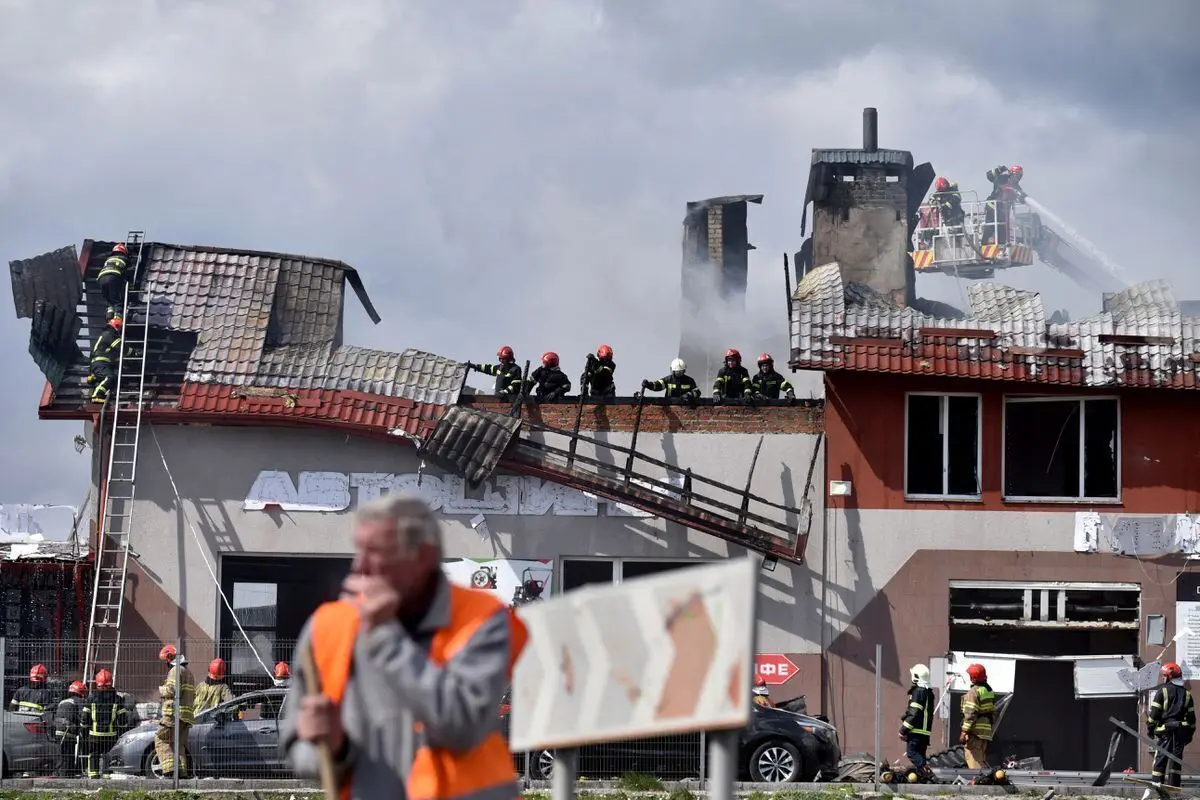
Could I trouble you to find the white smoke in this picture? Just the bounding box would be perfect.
[1022,195,1132,287]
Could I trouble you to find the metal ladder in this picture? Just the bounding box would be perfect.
[82,231,151,686]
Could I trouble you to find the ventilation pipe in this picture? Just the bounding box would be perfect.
[863,107,878,152]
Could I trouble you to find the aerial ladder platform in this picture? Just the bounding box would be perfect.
[82,231,152,687]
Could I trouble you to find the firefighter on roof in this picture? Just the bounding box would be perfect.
[53,680,86,777]
[641,358,700,404]
[900,664,936,780]
[751,354,795,402]
[96,242,130,322]
[527,352,571,401]
[273,661,291,688]
[1148,661,1195,789]
[156,644,195,777]
[88,317,132,405]
[929,177,965,227]
[959,663,994,770]
[713,349,752,402]
[10,663,52,715]
[80,669,126,778]
[193,658,234,714]
[582,344,616,398]
[466,346,524,400]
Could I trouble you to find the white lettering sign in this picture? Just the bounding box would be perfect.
[243,471,686,518]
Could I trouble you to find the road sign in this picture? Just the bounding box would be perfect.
[509,557,758,752]
[755,654,798,685]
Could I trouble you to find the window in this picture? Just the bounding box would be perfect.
[905,394,981,499]
[1004,397,1119,500]
[560,558,702,593]
[230,582,277,674]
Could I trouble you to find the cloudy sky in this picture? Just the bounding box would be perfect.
[2,0,1197,504]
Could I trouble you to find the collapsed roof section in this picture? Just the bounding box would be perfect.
[790,263,1200,390]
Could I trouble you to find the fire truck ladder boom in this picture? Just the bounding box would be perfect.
[83,230,151,686]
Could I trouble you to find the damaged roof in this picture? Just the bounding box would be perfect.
[790,263,1200,389]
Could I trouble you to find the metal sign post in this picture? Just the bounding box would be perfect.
[709,729,738,800]
[551,749,578,800]
[173,639,182,788]
[874,643,882,790]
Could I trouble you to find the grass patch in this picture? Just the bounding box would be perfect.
[615,773,663,791]
[666,787,696,800]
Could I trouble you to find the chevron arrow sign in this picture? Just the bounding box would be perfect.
[509,557,757,752]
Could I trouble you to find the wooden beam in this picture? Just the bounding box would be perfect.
[918,327,997,339]
[1098,334,1176,346]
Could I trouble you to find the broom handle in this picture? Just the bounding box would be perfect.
[299,640,339,800]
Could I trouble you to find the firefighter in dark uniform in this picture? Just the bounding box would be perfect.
[929,177,965,227]
[467,346,524,400]
[527,352,571,400]
[1148,661,1195,788]
[53,680,87,777]
[582,345,616,398]
[96,242,130,321]
[751,354,796,402]
[641,358,700,404]
[713,348,752,402]
[88,317,130,405]
[10,664,53,716]
[983,164,1018,245]
[80,669,127,778]
[900,664,936,780]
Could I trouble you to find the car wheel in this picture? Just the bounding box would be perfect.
[143,747,192,779]
[535,749,554,780]
[749,739,802,783]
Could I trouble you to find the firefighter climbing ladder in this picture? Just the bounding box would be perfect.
[82,231,152,686]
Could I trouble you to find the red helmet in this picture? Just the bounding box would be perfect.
[757,353,773,366]
[274,662,291,680]
[934,176,950,192]
[109,317,123,331]
[95,669,113,689]
[541,352,559,368]
[497,345,514,362]
[68,680,87,697]
[1009,164,1023,177]
[724,348,741,362]
[1162,662,1183,680]
[597,344,613,360]
[112,242,128,256]
[159,644,177,663]
[754,675,767,688]
[29,664,47,684]
[208,658,227,680]
[966,663,987,683]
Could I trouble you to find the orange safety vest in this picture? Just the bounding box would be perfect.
[311,584,529,800]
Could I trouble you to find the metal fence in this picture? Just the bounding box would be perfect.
[0,637,714,783]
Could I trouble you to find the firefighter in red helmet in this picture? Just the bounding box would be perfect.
[274,661,292,688]
[9,663,52,716]
[929,176,965,227]
[53,680,87,777]
[959,663,995,769]
[96,241,131,322]
[1147,661,1195,788]
[194,658,234,714]
[582,344,617,398]
[88,316,134,405]
[712,349,752,402]
[527,352,571,401]
[156,644,195,777]
[466,346,524,400]
[81,669,127,777]
[752,675,774,709]
[751,353,796,403]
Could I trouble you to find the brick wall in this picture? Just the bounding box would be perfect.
[463,397,824,435]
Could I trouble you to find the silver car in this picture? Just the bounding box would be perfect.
[2,710,58,776]
[106,689,288,778]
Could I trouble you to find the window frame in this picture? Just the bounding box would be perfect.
[1001,395,1122,504]
[903,391,984,502]
[558,557,711,593]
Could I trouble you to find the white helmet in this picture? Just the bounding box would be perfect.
[670,358,686,373]
[910,664,930,684]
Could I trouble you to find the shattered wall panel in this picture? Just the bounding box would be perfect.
[28,300,83,389]
[419,405,522,487]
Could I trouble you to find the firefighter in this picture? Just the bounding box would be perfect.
[273,661,291,688]
[959,663,994,770]
[582,345,616,398]
[713,349,752,402]
[752,676,774,708]
[900,664,936,779]
[641,358,700,404]
[1148,661,1195,789]
[96,242,130,321]
[466,346,524,400]
[193,658,234,714]
[929,177,965,227]
[751,354,795,402]
[527,352,571,401]
[9,663,53,715]
[80,669,126,778]
[983,165,1017,245]
[53,680,87,777]
[88,317,131,405]
[156,644,195,778]
[1008,164,1026,201]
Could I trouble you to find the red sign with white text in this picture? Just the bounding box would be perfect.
[755,654,798,685]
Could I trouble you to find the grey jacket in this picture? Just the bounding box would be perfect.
[279,576,515,800]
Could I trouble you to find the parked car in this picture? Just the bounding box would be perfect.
[1,710,57,777]
[503,697,841,783]
[106,688,288,778]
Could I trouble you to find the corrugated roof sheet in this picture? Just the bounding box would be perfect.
[790,263,1200,389]
[9,245,81,320]
[419,406,522,487]
[811,148,914,169]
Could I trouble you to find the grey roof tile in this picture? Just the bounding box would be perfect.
[9,245,81,320]
[419,405,522,487]
[811,148,914,169]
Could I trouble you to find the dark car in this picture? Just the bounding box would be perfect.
[502,695,840,784]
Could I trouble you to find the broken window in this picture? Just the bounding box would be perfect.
[905,394,981,498]
[1003,397,1119,500]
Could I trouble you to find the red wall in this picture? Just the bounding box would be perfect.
[825,371,1200,512]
